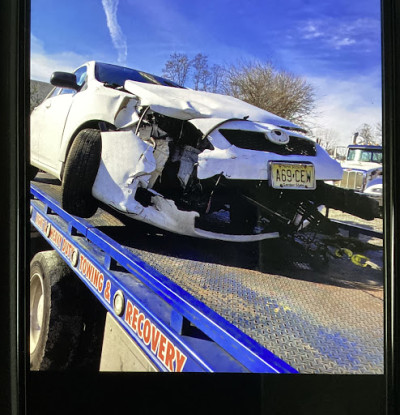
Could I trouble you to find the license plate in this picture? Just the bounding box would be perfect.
[270,162,316,189]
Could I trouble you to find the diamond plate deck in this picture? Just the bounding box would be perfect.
[32,175,383,374]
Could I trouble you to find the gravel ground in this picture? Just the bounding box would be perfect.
[325,209,383,232]
[325,208,383,248]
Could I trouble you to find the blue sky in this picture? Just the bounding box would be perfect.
[31,0,382,145]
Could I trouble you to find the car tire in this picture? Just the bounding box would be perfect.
[30,251,84,370]
[61,128,101,217]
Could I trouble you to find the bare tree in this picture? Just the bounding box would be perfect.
[209,64,225,93]
[313,128,339,154]
[191,53,210,91]
[30,80,52,113]
[30,83,42,113]
[161,53,225,92]
[354,123,375,145]
[375,122,382,145]
[162,53,191,86]
[223,60,315,126]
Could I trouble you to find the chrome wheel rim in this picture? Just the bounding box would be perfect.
[30,273,44,354]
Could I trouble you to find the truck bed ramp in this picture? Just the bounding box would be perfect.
[30,177,383,373]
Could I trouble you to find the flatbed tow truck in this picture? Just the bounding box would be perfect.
[30,174,384,374]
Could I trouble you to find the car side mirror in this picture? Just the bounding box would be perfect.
[50,71,80,91]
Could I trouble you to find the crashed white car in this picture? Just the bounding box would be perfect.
[31,61,353,242]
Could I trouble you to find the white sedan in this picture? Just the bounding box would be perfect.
[31,61,347,242]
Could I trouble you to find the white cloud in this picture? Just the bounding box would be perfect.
[300,17,380,50]
[123,0,256,70]
[302,23,323,39]
[306,72,382,145]
[332,37,356,49]
[31,34,90,81]
[101,0,127,65]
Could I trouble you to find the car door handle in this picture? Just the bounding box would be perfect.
[45,102,51,109]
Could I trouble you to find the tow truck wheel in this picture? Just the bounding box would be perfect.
[30,251,84,370]
[61,128,101,217]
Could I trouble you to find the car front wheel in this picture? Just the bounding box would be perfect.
[61,128,102,217]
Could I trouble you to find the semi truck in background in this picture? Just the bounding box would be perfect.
[331,144,383,212]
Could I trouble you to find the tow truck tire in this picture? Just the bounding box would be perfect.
[61,128,101,217]
[30,251,84,370]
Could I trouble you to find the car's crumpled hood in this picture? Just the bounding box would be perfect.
[123,80,300,129]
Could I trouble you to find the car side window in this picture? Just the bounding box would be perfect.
[48,87,61,98]
[59,66,88,95]
[59,88,75,95]
[74,66,87,87]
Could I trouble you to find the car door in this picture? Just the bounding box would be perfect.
[31,66,88,177]
[30,86,61,167]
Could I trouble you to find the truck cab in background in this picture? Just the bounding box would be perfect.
[332,144,383,211]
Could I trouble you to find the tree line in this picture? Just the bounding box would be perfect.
[313,122,382,154]
[162,53,314,128]
[161,52,382,147]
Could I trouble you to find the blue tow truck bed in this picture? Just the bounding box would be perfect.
[30,175,383,373]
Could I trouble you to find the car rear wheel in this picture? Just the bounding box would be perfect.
[61,128,101,217]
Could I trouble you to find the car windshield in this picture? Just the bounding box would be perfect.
[347,148,382,163]
[95,62,182,89]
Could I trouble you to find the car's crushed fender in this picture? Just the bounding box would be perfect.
[114,96,140,129]
[91,130,202,235]
[59,90,138,163]
[92,130,156,214]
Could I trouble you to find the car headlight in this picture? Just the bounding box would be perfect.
[366,186,382,194]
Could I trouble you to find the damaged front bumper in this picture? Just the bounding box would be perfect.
[91,123,372,242]
[92,130,281,241]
